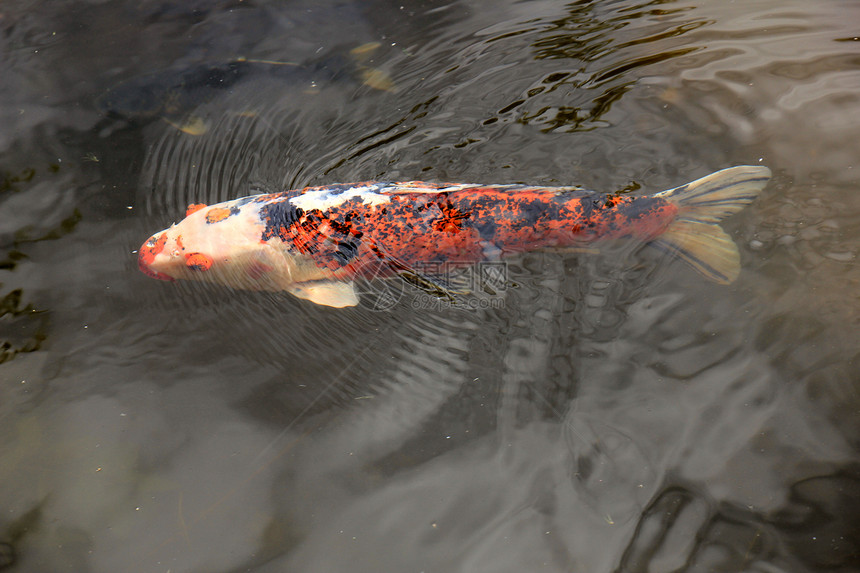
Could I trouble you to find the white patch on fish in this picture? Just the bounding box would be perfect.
[376,182,482,194]
[289,184,391,211]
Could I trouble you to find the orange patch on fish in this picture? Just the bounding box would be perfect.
[185,252,213,271]
[139,233,166,265]
[138,232,174,281]
[186,203,207,217]
[205,207,233,224]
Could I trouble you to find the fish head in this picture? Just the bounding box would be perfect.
[138,200,303,290]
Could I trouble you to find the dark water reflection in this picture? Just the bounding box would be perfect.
[1,0,859,571]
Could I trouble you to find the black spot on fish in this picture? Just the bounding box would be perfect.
[474,218,498,240]
[259,201,303,241]
[334,240,360,264]
[618,197,663,221]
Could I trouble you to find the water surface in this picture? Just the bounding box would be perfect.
[1,1,859,571]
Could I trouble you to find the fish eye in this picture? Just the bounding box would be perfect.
[185,252,213,271]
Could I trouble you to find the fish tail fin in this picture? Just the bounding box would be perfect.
[650,166,771,284]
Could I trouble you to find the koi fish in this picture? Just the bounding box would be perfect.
[138,166,770,307]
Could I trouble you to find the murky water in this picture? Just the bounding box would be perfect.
[2,0,859,571]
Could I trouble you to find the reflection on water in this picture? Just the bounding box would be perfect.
[1,0,860,571]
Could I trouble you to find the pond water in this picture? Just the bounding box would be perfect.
[1,0,859,571]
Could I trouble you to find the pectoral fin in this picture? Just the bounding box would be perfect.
[287,281,359,308]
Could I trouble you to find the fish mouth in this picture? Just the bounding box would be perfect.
[138,233,175,282]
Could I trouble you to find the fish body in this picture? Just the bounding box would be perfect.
[139,166,771,307]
